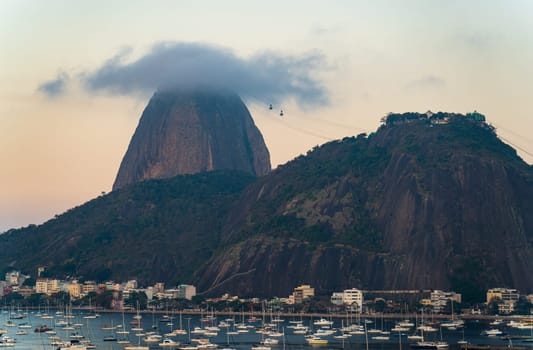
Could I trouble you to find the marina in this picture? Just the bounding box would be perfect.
[0,309,532,350]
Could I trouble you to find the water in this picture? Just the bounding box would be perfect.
[1,310,532,350]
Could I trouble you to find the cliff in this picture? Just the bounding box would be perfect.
[113,89,271,190]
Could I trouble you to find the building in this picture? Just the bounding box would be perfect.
[37,266,46,277]
[330,288,364,312]
[331,292,344,305]
[68,281,82,299]
[82,281,97,295]
[486,288,520,314]
[177,284,196,300]
[430,290,462,313]
[154,283,165,293]
[17,286,34,297]
[291,285,315,304]
[125,280,138,290]
[343,288,363,310]
[5,271,27,286]
[35,278,60,296]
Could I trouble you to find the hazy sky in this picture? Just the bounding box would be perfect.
[1,0,533,232]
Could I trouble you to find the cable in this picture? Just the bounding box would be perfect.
[266,115,334,141]
[492,123,533,144]
[497,135,533,158]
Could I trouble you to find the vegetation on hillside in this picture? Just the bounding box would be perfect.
[0,171,255,284]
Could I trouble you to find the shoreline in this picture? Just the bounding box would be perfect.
[70,308,528,321]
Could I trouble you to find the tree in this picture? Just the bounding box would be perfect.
[125,291,148,310]
[94,291,114,309]
[487,297,503,315]
[513,297,533,315]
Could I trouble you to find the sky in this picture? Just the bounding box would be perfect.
[1,0,533,232]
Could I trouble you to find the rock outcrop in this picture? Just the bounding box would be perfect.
[113,89,271,190]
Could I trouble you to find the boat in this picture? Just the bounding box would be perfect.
[124,346,150,350]
[313,318,333,326]
[372,335,390,340]
[144,334,163,343]
[306,336,329,345]
[34,325,52,332]
[410,341,449,349]
[261,338,279,345]
[481,329,503,336]
[159,338,180,347]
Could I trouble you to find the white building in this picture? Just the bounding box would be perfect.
[125,280,138,290]
[330,288,364,313]
[430,290,462,313]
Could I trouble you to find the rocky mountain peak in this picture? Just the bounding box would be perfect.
[113,88,271,190]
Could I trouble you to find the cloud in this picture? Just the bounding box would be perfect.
[40,42,329,107]
[37,72,69,98]
[406,75,446,90]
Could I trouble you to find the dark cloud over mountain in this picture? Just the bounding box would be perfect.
[38,42,329,107]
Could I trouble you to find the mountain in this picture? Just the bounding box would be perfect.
[195,113,533,300]
[1,112,532,301]
[113,89,271,190]
[0,171,255,284]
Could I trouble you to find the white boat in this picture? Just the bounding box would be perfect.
[251,346,271,350]
[313,318,333,326]
[261,338,279,345]
[372,335,390,340]
[159,338,180,347]
[481,328,503,336]
[417,325,437,333]
[410,341,449,349]
[398,320,415,327]
[144,334,162,343]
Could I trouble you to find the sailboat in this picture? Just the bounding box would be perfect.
[102,320,117,341]
[116,310,130,335]
[457,327,467,345]
[409,327,449,349]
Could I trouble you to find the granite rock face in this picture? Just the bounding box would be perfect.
[195,116,533,298]
[113,89,271,190]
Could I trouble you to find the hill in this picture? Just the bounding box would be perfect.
[2,112,532,302]
[0,171,255,284]
[196,113,533,300]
